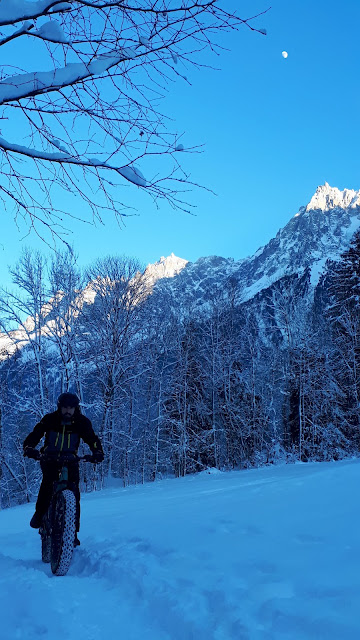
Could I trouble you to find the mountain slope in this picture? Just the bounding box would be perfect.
[153,183,360,309]
[1,459,360,639]
[1,183,358,355]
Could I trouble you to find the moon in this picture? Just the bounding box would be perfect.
[282,51,288,59]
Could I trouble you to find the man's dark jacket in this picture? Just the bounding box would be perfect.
[23,409,103,456]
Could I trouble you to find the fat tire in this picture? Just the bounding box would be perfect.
[51,489,77,576]
[41,512,51,563]
[41,531,51,563]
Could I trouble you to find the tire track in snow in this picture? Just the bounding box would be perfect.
[71,535,256,640]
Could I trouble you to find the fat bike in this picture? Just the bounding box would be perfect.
[39,453,93,576]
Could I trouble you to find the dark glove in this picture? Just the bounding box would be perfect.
[91,450,104,464]
[24,447,40,460]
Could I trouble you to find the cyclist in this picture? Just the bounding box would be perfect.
[23,392,104,544]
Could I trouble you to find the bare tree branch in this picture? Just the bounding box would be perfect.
[0,1,269,238]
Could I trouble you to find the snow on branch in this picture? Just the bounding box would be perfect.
[0,1,72,26]
[0,136,147,186]
[33,20,70,43]
[0,0,269,237]
[0,47,138,104]
[0,20,35,47]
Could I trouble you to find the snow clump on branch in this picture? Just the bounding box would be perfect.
[118,166,147,188]
[35,20,70,44]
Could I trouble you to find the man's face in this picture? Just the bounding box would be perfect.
[61,405,75,420]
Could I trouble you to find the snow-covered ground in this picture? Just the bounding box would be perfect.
[1,460,360,640]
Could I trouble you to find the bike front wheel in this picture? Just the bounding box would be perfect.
[51,489,77,576]
[41,516,51,564]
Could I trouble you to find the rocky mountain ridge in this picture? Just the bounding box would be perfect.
[1,183,359,356]
[153,183,360,309]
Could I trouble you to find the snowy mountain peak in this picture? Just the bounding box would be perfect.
[155,183,360,310]
[306,183,360,212]
[144,253,188,285]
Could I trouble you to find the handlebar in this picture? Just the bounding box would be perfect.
[40,453,95,463]
[24,446,103,464]
[24,448,97,463]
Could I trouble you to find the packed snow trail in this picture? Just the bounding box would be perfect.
[1,460,360,639]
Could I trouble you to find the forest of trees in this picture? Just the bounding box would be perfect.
[1,231,360,508]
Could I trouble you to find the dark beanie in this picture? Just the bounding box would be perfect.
[57,392,80,409]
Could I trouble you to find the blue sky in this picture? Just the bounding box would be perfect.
[1,0,360,285]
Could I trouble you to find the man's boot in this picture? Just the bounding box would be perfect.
[30,512,42,528]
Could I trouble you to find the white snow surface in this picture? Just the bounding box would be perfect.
[1,459,360,639]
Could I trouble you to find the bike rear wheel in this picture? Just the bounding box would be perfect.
[51,489,77,576]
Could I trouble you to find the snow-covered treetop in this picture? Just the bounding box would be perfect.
[0,251,189,357]
[306,183,360,212]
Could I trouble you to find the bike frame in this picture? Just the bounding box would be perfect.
[40,454,83,522]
